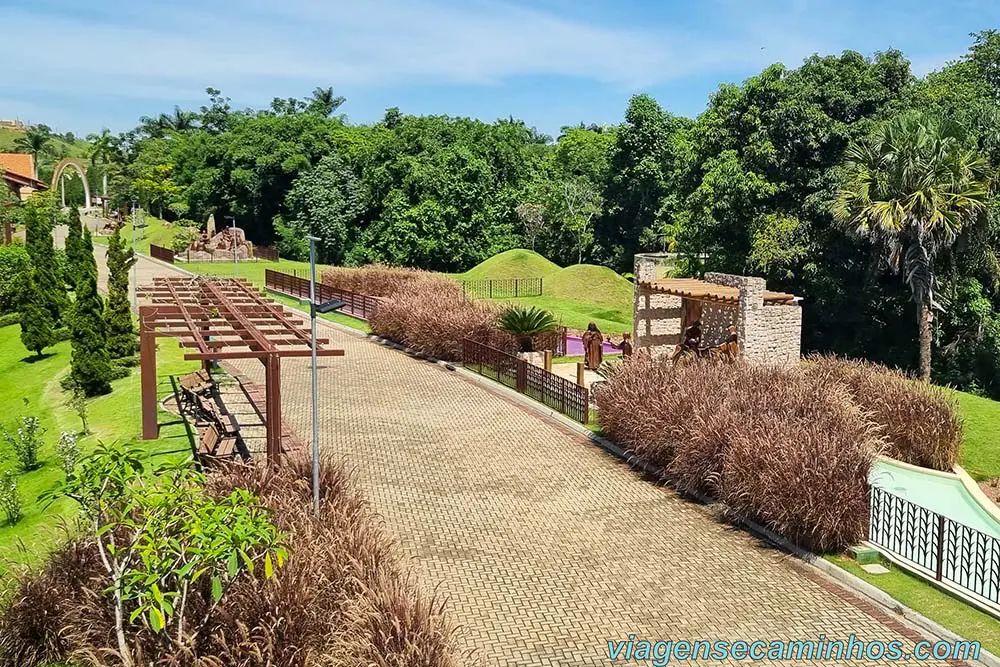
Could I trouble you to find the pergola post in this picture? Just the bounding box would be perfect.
[264,353,282,464]
[139,310,159,440]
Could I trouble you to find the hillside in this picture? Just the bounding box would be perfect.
[452,250,634,333]
[453,249,561,281]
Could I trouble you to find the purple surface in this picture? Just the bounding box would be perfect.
[565,335,622,357]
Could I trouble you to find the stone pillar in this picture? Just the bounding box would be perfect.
[737,277,767,366]
[633,254,657,345]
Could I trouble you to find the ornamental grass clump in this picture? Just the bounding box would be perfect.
[594,357,881,552]
[802,354,962,471]
[323,264,462,300]
[369,285,501,361]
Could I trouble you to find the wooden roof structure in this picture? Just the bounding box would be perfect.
[640,278,799,305]
[137,276,344,462]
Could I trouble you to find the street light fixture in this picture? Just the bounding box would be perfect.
[306,235,344,517]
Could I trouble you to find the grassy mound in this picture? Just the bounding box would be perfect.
[545,264,633,310]
[453,249,561,281]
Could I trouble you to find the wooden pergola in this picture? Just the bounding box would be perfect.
[137,276,344,462]
[640,278,799,305]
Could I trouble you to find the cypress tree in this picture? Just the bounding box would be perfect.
[19,270,56,357]
[64,207,84,290]
[70,228,112,396]
[24,203,69,326]
[105,226,138,359]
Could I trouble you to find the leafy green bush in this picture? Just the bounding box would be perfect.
[0,470,22,526]
[56,432,80,475]
[1,416,45,472]
[0,243,29,315]
[0,312,19,328]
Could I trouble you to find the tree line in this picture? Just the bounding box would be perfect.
[95,32,1000,395]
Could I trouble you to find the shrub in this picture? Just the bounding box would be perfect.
[0,312,19,327]
[802,355,962,471]
[56,432,80,475]
[595,357,881,552]
[499,305,557,352]
[323,264,463,300]
[1,416,44,472]
[0,470,21,526]
[0,243,30,315]
[0,456,461,667]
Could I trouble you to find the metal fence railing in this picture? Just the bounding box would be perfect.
[869,485,1000,609]
[149,244,175,264]
[461,337,589,424]
[461,278,543,299]
[265,269,382,321]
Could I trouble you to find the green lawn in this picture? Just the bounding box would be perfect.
[827,556,1000,656]
[0,324,199,576]
[185,258,318,287]
[92,212,174,256]
[453,249,634,333]
[954,391,1000,481]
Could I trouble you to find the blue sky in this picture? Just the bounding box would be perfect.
[2,0,998,137]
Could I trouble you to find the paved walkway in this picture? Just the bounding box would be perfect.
[107,252,964,667]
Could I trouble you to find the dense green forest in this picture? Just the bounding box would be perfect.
[87,30,1000,396]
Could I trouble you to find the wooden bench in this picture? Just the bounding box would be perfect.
[179,370,214,395]
[197,424,238,458]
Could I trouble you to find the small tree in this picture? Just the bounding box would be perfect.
[0,470,22,526]
[105,227,138,359]
[71,229,112,396]
[47,442,287,665]
[67,388,90,434]
[561,178,602,264]
[1,415,44,472]
[23,199,69,326]
[19,271,56,357]
[515,202,546,251]
[56,431,80,475]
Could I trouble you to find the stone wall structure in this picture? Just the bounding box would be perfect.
[633,254,802,368]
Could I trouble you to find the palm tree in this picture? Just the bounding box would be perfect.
[833,112,993,381]
[87,129,117,208]
[308,86,346,117]
[13,127,52,179]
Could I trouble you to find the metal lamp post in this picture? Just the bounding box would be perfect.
[306,235,344,517]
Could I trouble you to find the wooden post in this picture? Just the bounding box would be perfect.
[576,362,585,387]
[516,358,527,394]
[3,222,11,245]
[139,315,158,440]
[264,354,282,465]
[544,350,552,372]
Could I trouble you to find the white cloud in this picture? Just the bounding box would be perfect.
[1,0,821,104]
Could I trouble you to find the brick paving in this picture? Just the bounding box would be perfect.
[107,252,968,667]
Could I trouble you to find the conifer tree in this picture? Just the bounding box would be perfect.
[105,226,138,359]
[70,228,112,396]
[64,207,84,290]
[19,270,56,357]
[23,202,69,326]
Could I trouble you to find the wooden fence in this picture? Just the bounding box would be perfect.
[149,244,175,263]
[461,338,589,424]
[265,269,382,321]
[461,278,543,299]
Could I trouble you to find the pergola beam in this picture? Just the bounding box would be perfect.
[137,276,344,464]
